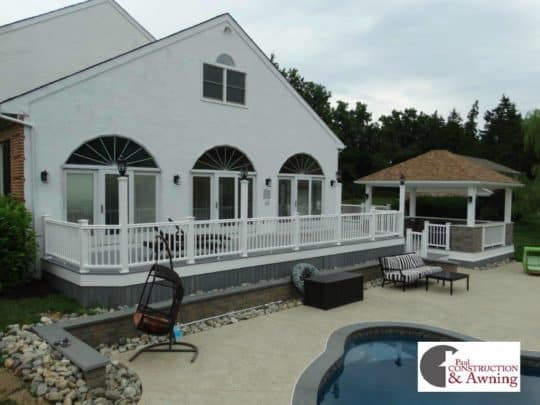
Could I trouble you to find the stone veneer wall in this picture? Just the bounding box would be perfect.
[0,122,25,200]
[505,223,513,246]
[450,225,483,252]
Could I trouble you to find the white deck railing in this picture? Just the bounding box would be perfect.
[482,223,506,250]
[43,210,403,273]
[424,221,451,250]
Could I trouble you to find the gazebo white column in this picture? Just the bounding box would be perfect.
[399,184,406,214]
[409,187,417,217]
[504,188,512,223]
[365,185,372,210]
[467,186,477,226]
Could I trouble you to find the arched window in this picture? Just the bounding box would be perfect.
[192,146,255,220]
[64,136,158,225]
[278,154,324,216]
[193,146,254,172]
[216,53,235,67]
[66,135,157,168]
[279,153,323,175]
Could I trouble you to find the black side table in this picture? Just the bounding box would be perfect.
[425,271,470,295]
[304,272,364,310]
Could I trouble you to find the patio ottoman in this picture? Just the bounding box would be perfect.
[304,272,364,310]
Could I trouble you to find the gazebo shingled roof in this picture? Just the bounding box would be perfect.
[355,150,521,186]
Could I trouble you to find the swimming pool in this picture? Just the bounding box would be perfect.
[292,323,540,405]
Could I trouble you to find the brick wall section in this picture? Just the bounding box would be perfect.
[450,225,482,252]
[505,223,513,246]
[0,123,25,200]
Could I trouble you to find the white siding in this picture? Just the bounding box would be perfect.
[3,16,340,227]
[0,0,152,100]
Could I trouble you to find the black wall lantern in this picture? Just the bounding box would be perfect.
[173,175,181,185]
[364,193,369,200]
[40,170,48,183]
[265,178,272,187]
[399,173,406,185]
[117,157,127,177]
[330,180,336,187]
[239,165,248,181]
[468,196,474,203]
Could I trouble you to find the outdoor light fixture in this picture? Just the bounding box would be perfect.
[330,180,336,187]
[399,174,406,185]
[364,193,369,199]
[468,196,474,203]
[239,165,248,181]
[40,170,48,183]
[265,178,272,187]
[117,157,127,176]
[173,175,181,185]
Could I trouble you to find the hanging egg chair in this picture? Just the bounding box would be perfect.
[129,229,198,362]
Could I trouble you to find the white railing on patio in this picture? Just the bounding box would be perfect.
[43,210,403,273]
[482,223,506,250]
[424,221,451,250]
[341,203,392,214]
[405,228,427,258]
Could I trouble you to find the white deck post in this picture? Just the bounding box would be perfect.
[78,219,89,273]
[409,187,417,217]
[504,188,512,223]
[186,216,195,264]
[398,184,406,235]
[445,222,451,250]
[118,176,129,273]
[370,210,376,240]
[293,212,300,251]
[405,228,412,251]
[424,221,430,248]
[42,214,50,256]
[421,227,429,258]
[365,185,372,211]
[335,182,342,245]
[240,179,249,257]
[467,186,477,227]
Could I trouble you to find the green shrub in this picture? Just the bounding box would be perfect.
[0,196,37,291]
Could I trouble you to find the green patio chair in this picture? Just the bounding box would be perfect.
[523,246,540,275]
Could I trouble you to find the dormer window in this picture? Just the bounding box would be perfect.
[203,57,246,105]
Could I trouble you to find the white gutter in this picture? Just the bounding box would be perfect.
[0,113,33,127]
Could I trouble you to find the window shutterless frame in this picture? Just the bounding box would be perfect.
[277,174,325,216]
[201,61,247,108]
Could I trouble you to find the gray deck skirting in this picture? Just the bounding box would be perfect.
[44,244,404,307]
[291,322,540,405]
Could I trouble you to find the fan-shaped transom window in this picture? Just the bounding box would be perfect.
[193,146,254,172]
[66,136,157,168]
[216,53,235,67]
[279,153,323,175]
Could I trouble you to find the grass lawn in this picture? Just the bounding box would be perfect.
[513,216,540,262]
[0,282,88,332]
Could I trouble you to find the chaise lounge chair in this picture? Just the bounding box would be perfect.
[379,252,442,291]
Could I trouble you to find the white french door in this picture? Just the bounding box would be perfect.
[65,168,158,224]
[278,176,323,216]
[192,171,254,220]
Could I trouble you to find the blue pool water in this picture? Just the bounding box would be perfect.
[318,335,540,405]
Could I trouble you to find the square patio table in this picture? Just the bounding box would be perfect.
[425,270,469,295]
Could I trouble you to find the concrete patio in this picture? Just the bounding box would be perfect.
[118,261,539,405]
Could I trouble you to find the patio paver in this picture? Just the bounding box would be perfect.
[118,261,539,405]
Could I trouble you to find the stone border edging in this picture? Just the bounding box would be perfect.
[291,321,540,405]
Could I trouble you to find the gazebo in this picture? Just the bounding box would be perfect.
[355,150,523,265]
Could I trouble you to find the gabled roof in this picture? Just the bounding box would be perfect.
[0,13,344,150]
[356,150,522,187]
[0,0,154,41]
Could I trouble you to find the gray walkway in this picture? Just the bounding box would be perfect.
[118,261,539,405]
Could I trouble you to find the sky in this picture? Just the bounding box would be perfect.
[2,0,539,122]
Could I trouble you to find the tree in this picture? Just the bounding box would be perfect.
[480,95,524,170]
[523,109,540,173]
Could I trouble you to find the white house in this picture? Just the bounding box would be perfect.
[0,1,404,306]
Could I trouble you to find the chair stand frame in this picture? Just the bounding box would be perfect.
[129,331,198,362]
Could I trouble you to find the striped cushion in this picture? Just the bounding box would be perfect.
[397,253,425,270]
[385,269,421,283]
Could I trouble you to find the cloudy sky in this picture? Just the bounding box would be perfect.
[3,0,539,121]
